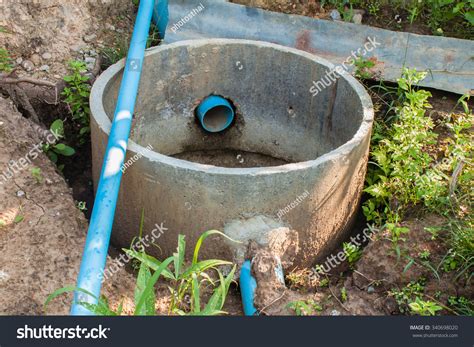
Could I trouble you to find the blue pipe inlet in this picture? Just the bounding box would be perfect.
[196,95,235,133]
[71,0,156,315]
[239,260,258,316]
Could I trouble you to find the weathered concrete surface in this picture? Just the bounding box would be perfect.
[90,39,374,267]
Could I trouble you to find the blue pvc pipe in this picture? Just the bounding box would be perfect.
[196,95,235,133]
[71,0,156,315]
[239,260,258,316]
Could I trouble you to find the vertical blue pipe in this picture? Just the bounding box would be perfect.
[240,260,258,316]
[71,0,155,315]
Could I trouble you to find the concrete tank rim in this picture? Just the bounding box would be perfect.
[90,38,374,176]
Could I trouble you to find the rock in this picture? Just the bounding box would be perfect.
[84,56,96,69]
[21,60,34,72]
[39,65,50,72]
[16,190,25,197]
[367,286,375,294]
[41,52,52,60]
[330,309,341,316]
[353,9,366,16]
[83,34,97,43]
[88,49,97,57]
[15,57,23,65]
[30,53,41,65]
[105,23,116,31]
[330,9,341,21]
[352,13,363,25]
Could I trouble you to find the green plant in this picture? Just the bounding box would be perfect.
[30,167,43,183]
[287,299,323,316]
[363,69,443,224]
[418,249,431,260]
[366,0,381,16]
[448,296,474,316]
[442,219,473,282]
[62,61,91,144]
[340,287,348,302]
[343,242,362,267]
[76,201,87,212]
[0,48,12,72]
[125,230,237,315]
[47,230,237,316]
[390,279,426,314]
[42,119,75,167]
[354,56,376,79]
[101,41,128,68]
[409,297,443,316]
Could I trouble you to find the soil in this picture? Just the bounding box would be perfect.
[173,149,290,168]
[0,97,138,315]
[231,0,473,39]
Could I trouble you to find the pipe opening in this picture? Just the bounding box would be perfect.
[195,95,235,133]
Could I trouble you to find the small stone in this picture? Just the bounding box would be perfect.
[41,52,52,60]
[15,57,23,65]
[330,309,341,316]
[352,13,363,25]
[105,23,115,31]
[330,9,341,21]
[30,54,41,65]
[367,286,375,294]
[21,60,34,72]
[16,190,25,198]
[89,49,97,57]
[45,178,53,185]
[83,34,97,43]
[39,64,50,72]
[84,56,96,69]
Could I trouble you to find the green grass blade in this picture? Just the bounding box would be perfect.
[181,259,232,278]
[174,234,186,279]
[192,273,200,314]
[124,249,175,280]
[134,257,173,315]
[134,262,155,316]
[192,230,239,265]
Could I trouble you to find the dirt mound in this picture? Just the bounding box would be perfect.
[0,0,134,79]
[0,97,135,315]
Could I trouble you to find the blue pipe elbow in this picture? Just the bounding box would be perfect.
[196,95,235,133]
[240,260,258,316]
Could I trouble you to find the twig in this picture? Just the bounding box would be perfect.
[328,285,350,312]
[449,161,465,206]
[258,291,287,316]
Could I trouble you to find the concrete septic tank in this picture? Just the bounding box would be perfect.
[90,39,374,268]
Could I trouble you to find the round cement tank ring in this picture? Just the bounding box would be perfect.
[90,39,374,268]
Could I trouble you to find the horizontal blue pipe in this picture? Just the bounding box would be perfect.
[239,260,258,316]
[71,0,155,315]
